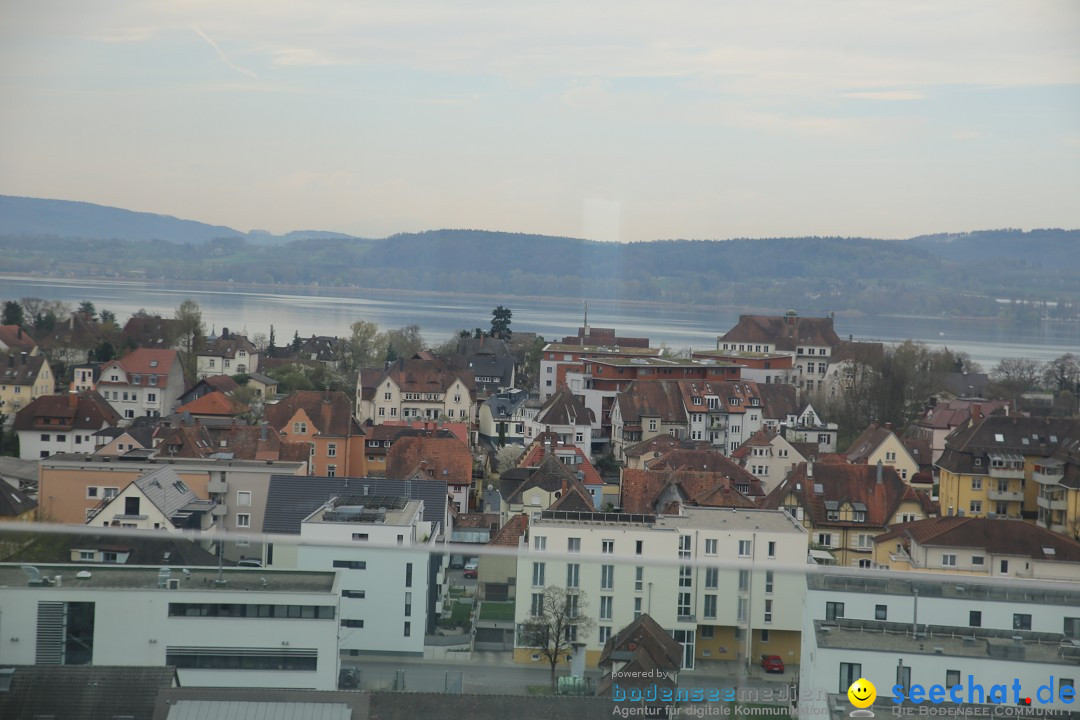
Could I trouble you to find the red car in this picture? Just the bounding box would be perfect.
[760,655,785,673]
[463,559,479,578]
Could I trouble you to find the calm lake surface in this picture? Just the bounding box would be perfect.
[1,275,1077,369]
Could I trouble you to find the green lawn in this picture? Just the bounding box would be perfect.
[478,602,514,622]
[450,601,472,623]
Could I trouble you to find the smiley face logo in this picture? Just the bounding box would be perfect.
[848,678,877,708]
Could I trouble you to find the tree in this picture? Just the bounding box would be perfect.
[2,301,24,327]
[292,330,302,352]
[519,586,596,690]
[92,341,116,363]
[174,300,205,355]
[78,301,97,322]
[267,325,277,357]
[99,309,117,326]
[385,324,424,360]
[490,306,512,339]
[990,357,1043,400]
[343,320,388,372]
[1043,353,1079,394]
[495,444,523,472]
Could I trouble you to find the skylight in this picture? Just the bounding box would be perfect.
[994,434,1005,443]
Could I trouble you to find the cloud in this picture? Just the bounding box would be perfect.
[843,90,926,101]
[190,25,258,79]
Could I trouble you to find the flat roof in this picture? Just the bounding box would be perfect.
[814,619,1079,666]
[0,564,336,593]
[808,571,1080,607]
[303,497,422,527]
[543,343,662,356]
[41,454,306,471]
[656,507,807,534]
[588,356,739,368]
[694,350,790,360]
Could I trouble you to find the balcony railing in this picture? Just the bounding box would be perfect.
[987,489,1024,502]
[988,466,1025,479]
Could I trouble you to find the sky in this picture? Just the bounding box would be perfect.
[1,1,1078,243]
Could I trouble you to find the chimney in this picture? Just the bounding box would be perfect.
[68,393,78,408]
[17,327,22,339]
[806,460,814,478]
[544,439,552,458]
[972,404,982,423]
[20,351,27,365]
[884,422,892,432]
[876,459,883,485]
[221,327,229,339]
[260,422,268,441]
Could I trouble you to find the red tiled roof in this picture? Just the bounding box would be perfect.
[263,390,362,437]
[177,391,247,417]
[846,423,900,463]
[876,516,1080,562]
[203,375,240,393]
[100,348,178,386]
[616,381,687,424]
[621,467,759,514]
[380,357,476,394]
[386,435,473,487]
[645,449,763,493]
[517,434,603,486]
[0,325,37,353]
[720,313,840,351]
[488,513,529,547]
[13,391,120,432]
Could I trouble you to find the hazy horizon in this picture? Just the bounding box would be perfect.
[2,1,1078,243]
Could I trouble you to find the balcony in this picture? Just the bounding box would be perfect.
[1033,463,1065,486]
[988,466,1025,480]
[210,503,228,517]
[207,478,228,494]
[1036,491,1068,511]
[987,489,1024,502]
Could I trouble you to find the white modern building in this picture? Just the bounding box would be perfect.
[281,495,438,656]
[799,570,1080,719]
[513,506,808,669]
[0,563,341,690]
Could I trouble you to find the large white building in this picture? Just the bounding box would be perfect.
[356,357,476,426]
[0,563,341,690]
[278,495,438,656]
[513,506,808,670]
[799,570,1080,719]
[96,348,185,420]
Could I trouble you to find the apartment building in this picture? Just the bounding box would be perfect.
[13,391,120,460]
[0,564,341,690]
[845,422,920,483]
[799,570,1080,719]
[513,506,807,670]
[356,357,476,425]
[265,390,367,477]
[96,348,185,420]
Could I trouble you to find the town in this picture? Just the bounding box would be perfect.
[0,298,1077,719]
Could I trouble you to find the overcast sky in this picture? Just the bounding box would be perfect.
[1,1,1078,242]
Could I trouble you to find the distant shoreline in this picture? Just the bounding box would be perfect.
[0,271,1027,324]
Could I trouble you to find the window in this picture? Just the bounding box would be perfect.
[530,592,544,617]
[600,596,613,621]
[1060,678,1075,697]
[602,539,614,555]
[103,487,118,499]
[601,565,614,590]
[292,422,307,434]
[679,565,692,587]
[737,597,748,623]
[704,594,717,619]
[969,500,981,513]
[760,629,770,643]
[634,566,644,592]
[341,619,364,628]
[679,534,691,558]
[767,541,776,558]
[738,569,749,591]
[146,393,156,403]
[635,540,643,556]
[352,533,369,541]
[826,602,844,622]
[677,592,691,617]
[971,477,982,490]
[972,555,984,566]
[634,598,642,619]
[333,560,367,569]
[327,443,337,457]
[946,670,961,689]
[566,563,580,588]
[1013,614,1031,631]
[534,536,546,551]
[532,562,545,587]
[567,538,581,554]
[704,538,717,556]
[738,540,751,557]
[327,465,336,477]
[237,514,251,528]
[342,590,365,599]
[765,571,774,594]
[1065,617,1080,639]
[405,563,412,588]
[87,486,99,498]
[236,491,251,506]
[404,591,412,617]
[764,599,772,623]
[840,663,862,693]
[875,604,887,621]
[599,626,611,644]
[41,434,50,442]
[701,625,714,638]
[969,610,982,627]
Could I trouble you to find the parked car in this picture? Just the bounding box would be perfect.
[463,558,479,578]
[760,655,785,673]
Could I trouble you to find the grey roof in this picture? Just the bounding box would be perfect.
[248,372,278,385]
[0,456,38,484]
[536,387,592,426]
[0,665,176,720]
[166,700,351,720]
[263,475,448,533]
[0,480,35,517]
[482,389,530,420]
[3,531,220,566]
[131,465,214,522]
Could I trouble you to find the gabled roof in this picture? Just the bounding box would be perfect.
[720,313,841,351]
[644,449,763,492]
[831,339,885,365]
[201,333,257,359]
[597,613,682,673]
[517,434,603,486]
[0,324,37,353]
[13,391,121,432]
[482,389,531,420]
[177,391,247,417]
[121,316,179,348]
[846,423,902,464]
[622,434,696,459]
[128,466,214,523]
[755,382,799,421]
[297,334,341,362]
[616,381,687,424]
[621,467,759,514]
[35,313,105,351]
[876,516,1080,562]
[203,374,241,393]
[918,399,1009,430]
[488,513,529,547]
[762,460,931,528]
[0,352,47,385]
[506,454,596,511]
[386,434,473,486]
[0,479,36,517]
[937,416,1076,475]
[247,372,278,386]
[378,357,476,394]
[536,387,593,426]
[0,665,177,720]
[901,435,933,470]
[263,475,447,532]
[100,348,179,384]
[731,428,777,460]
[263,390,362,437]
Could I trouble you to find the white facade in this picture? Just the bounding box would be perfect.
[0,564,341,690]
[98,361,185,420]
[799,570,1080,718]
[514,507,807,669]
[364,375,475,425]
[742,434,807,491]
[196,349,259,379]
[288,498,437,656]
[20,425,106,460]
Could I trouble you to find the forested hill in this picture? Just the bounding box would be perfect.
[0,194,1077,317]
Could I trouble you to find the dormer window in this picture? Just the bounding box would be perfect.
[730,398,741,406]
[149,360,158,368]
[693,397,702,405]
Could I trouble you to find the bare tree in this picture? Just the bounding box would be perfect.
[519,586,596,690]
[1043,353,1080,394]
[990,357,1043,400]
[342,320,388,373]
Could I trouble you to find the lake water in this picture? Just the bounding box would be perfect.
[1,275,1076,369]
